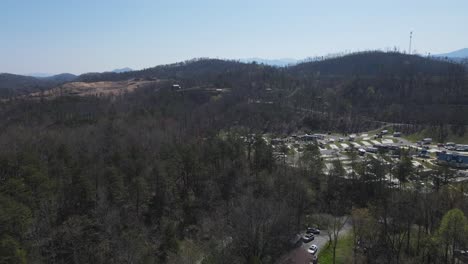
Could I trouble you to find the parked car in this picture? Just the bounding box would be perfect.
[422,138,432,145]
[445,142,456,147]
[454,249,468,258]
[311,255,318,264]
[302,233,315,243]
[308,244,318,255]
[358,148,366,156]
[306,227,320,235]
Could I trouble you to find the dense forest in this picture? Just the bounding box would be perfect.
[1,51,468,263]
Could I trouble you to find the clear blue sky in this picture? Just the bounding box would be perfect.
[1,0,467,75]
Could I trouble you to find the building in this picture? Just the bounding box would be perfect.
[436,152,468,168]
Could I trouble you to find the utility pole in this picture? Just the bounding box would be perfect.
[409,31,413,55]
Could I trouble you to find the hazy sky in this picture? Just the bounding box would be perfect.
[1,0,467,75]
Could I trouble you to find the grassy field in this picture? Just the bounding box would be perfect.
[317,234,354,264]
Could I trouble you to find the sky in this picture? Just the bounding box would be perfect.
[1,0,468,75]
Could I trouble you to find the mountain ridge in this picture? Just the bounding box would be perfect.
[435,48,468,58]
[1,51,466,97]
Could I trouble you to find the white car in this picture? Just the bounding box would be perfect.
[308,244,318,255]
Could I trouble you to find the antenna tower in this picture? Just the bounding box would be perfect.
[409,31,413,54]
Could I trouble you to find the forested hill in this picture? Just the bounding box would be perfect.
[76,52,466,82]
[288,51,465,77]
[286,52,468,125]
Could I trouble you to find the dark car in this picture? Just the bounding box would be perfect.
[302,233,314,243]
[306,227,320,235]
[311,255,318,264]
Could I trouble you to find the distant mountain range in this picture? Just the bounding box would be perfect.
[100,50,468,70]
[27,68,134,77]
[41,73,77,82]
[434,48,468,63]
[112,67,133,73]
[0,73,77,97]
[27,73,56,78]
[239,48,468,67]
[435,48,468,58]
[245,48,468,67]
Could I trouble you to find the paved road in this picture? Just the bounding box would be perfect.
[278,222,352,264]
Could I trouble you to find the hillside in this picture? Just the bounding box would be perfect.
[285,52,468,125]
[0,73,77,97]
[27,79,161,98]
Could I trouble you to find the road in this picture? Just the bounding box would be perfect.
[278,222,352,264]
